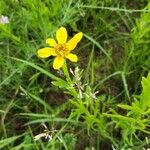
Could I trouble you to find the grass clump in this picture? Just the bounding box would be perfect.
[0,0,150,149]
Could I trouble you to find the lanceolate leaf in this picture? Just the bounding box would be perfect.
[140,72,150,110]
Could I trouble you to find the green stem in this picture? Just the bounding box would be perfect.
[62,61,72,83]
[62,61,78,97]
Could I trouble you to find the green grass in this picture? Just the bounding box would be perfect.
[0,0,150,149]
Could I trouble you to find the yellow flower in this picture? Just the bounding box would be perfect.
[37,27,83,69]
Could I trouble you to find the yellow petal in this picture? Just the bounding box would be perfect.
[65,53,78,62]
[67,32,83,51]
[56,27,67,44]
[46,38,57,47]
[53,56,65,69]
[37,48,56,58]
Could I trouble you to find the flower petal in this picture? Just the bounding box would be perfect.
[46,38,57,47]
[65,53,78,62]
[53,56,65,69]
[67,32,83,51]
[56,27,67,44]
[37,48,56,58]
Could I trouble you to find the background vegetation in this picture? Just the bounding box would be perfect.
[0,0,150,149]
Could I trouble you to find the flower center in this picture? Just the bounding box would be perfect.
[55,44,68,57]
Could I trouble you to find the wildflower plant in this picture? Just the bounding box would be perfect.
[36,27,107,137]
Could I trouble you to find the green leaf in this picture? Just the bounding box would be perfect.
[117,104,133,110]
[140,72,150,110]
[10,57,61,81]
[51,80,69,89]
